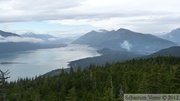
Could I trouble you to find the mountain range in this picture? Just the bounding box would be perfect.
[0,30,66,54]
[1,28,180,55]
[0,27,175,77]
[72,28,177,54]
[0,30,20,37]
[22,32,76,44]
[22,32,56,40]
[160,28,180,44]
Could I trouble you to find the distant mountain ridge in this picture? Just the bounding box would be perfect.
[161,28,180,44]
[0,30,66,54]
[22,32,56,40]
[72,28,177,54]
[22,32,76,44]
[0,30,20,37]
[147,46,180,57]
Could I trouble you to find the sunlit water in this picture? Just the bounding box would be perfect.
[0,44,100,81]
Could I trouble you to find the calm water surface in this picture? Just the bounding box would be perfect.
[0,44,100,81]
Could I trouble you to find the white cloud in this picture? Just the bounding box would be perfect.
[47,38,57,41]
[0,0,84,10]
[0,0,85,22]
[120,40,132,51]
[1,0,180,21]
[1,0,180,34]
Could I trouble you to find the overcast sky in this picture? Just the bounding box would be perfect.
[0,0,180,37]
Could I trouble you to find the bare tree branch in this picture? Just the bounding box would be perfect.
[0,69,10,101]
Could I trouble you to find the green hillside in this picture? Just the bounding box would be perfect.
[4,56,180,101]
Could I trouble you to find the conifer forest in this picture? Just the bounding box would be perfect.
[1,56,180,101]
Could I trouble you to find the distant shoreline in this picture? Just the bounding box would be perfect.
[0,62,26,64]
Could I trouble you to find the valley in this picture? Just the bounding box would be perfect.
[1,28,180,79]
[1,28,180,100]
[1,0,180,100]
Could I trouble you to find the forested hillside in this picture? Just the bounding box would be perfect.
[4,56,180,101]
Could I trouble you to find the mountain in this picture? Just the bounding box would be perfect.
[147,46,180,57]
[72,30,108,47]
[161,28,180,44]
[72,28,177,54]
[0,30,20,37]
[22,32,76,44]
[22,32,56,40]
[0,30,66,54]
[0,30,41,53]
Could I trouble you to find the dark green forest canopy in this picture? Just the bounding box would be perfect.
[3,56,180,101]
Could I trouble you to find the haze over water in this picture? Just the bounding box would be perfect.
[0,44,100,81]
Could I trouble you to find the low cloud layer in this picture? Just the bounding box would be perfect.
[0,36,44,43]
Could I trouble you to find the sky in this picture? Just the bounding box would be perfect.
[0,0,180,37]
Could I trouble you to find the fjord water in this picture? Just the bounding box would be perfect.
[0,44,100,81]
